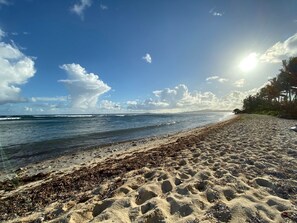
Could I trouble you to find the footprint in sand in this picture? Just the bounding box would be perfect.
[135,188,158,205]
[176,186,190,196]
[166,197,193,217]
[144,170,157,180]
[205,188,219,203]
[254,177,274,188]
[92,199,114,217]
[140,201,157,214]
[266,198,290,212]
[174,177,183,186]
[194,180,207,192]
[223,188,236,201]
[161,180,173,193]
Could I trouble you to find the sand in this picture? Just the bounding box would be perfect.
[0,114,297,222]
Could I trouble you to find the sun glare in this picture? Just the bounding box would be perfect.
[239,53,258,72]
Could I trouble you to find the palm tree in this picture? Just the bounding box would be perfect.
[279,58,297,101]
[268,77,281,102]
[241,57,297,118]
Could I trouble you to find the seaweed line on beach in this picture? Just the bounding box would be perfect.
[0,117,239,221]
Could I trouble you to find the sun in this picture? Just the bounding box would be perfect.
[239,53,258,72]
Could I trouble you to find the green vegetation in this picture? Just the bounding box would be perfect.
[236,57,297,118]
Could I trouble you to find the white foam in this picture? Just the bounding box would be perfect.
[54,115,93,118]
[0,117,21,121]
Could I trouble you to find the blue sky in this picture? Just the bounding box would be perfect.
[1,0,297,114]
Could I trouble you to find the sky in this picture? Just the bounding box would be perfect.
[1,0,297,114]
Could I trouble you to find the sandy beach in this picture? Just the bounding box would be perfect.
[0,114,297,222]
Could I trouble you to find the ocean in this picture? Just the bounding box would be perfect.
[0,111,232,171]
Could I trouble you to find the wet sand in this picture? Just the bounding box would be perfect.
[0,114,297,222]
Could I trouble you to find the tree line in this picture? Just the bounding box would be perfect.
[234,57,297,118]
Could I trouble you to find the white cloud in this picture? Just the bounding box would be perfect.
[99,100,120,110]
[212,12,223,16]
[260,32,297,63]
[142,53,152,63]
[127,84,255,112]
[59,63,111,110]
[221,88,258,108]
[127,100,137,105]
[0,29,5,40]
[71,0,92,19]
[234,78,245,88]
[218,78,228,83]
[206,76,219,81]
[209,8,224,16]
[0,29,36,105]
[206,75,228,83]
[31,96,68,102]
[100,3,108,10]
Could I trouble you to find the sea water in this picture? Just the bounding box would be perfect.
[0,111,232,171]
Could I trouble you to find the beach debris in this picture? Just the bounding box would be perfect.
[15,167,25,173]
[0,172,50,191]
[1,116,297,222]
[281,211,297,222]
[290,125,297,132]
[78,195,92,203]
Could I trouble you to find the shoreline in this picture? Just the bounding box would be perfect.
[0,111,232,174]
[1,114,297,222]
[0,114,234,182]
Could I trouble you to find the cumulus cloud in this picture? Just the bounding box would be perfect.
[59,63,111,110]
[71,0,92,19]
[142,53,152,63]
[206,75,228,83]
[127,84,255,112]
[221,88,258,108]
[99,100,121,110]
[260,32,297,63]
[0,28,36,105]
[209,8,224,16]
[234,79,245,88]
